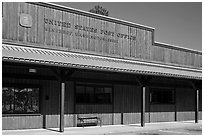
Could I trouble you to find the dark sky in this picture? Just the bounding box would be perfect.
[52,2,202,51]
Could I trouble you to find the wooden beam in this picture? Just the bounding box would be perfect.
[59,69,75,132]
[52,68,61,81]
[141,86,146,127]
[3,72,194,89]
[3,72,58,81]
[195,89,199,123]
[136,75,152,86]
[60,82,65,132]
[187,80,201,124]
[136,76,151,127]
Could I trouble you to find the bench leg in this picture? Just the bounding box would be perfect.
[82,120,84,128]
[99,119,102,127]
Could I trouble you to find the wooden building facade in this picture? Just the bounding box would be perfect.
[2,2,202,131]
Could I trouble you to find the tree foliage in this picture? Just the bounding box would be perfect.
[89,5,109,16]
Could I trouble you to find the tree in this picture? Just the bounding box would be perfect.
[89,5,109,16]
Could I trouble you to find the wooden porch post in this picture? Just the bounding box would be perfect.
[141,86,146,127]
[136,76,151,127]
[60,82,65,132]
[52,68,75,132]
[195,89,199,123]
[188,80,201,124]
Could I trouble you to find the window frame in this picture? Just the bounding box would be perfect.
[75,83,113,105]
[2,83,41,115]
[150,87,175,105]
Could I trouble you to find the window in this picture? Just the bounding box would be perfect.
[150,88,175,104]
[76,84,112,104]
[2,85,40,114]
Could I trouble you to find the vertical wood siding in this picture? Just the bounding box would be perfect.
[198,112,202,120]
[40,80,75,128]
[113,85,123,125]
[2,115,43,130]
[64,81,75,127]
[149,105,175,122]
[41,80,60,128]
[2,2,152,61]
[114,85,142,124]
[151,45,202,68]
[148,87,201,123]
[176,88,196,121]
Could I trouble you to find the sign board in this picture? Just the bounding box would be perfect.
[19,14,32,28]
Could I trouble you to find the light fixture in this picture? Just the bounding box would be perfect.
[28,68,37,73]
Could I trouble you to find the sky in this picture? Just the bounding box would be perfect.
[52,2,202,51]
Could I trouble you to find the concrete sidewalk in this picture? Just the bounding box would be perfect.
[2,120,202,135]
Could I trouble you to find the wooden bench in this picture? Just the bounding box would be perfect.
[77,115,102,128]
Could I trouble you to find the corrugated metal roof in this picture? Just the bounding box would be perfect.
[2,44,202,80]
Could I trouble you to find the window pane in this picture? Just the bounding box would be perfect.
[76,84,112,104]
[95,87,104,103]
[15,88,28,113]
[2,86,40,114]
[2,87,14,113]
[76,86,86,103]
[86,87,94,103]
[151,88,174,104]
[96,87,112,104]
[33,88,40,113]
[104,87,112,103]
[27,88,39,113]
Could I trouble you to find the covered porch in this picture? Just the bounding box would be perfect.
[2,43,202,132]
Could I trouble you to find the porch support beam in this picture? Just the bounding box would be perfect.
[188,80,201,124]
[51,68,75,132]
[195,89,199,123]
[60,82,65,132]
[136,75,152,127]
[141,86,146,127]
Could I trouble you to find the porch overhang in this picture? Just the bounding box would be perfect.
[2,44,202,80]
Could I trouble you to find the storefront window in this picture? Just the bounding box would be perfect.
[76,84,112,104]
[2,86,40,114]
[150,88,175,104]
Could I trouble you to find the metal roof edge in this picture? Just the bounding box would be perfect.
[2,43,202,74]
[2,56,202,80]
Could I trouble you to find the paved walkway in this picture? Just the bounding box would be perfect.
[2,120,202,135]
